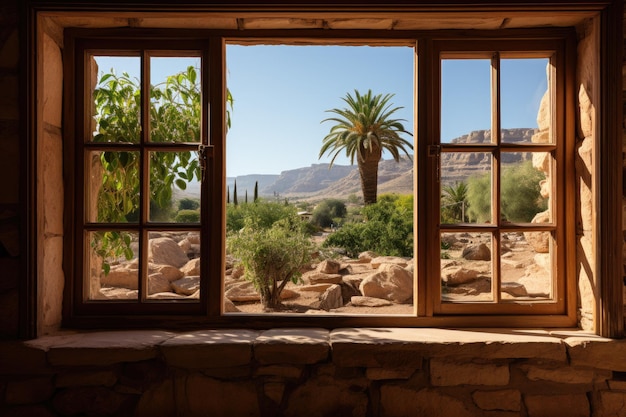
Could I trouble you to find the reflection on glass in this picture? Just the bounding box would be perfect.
[146,231,200,300]
[86,151,140,223]
[150,57,202,143]
[149,151,201,222]
[441,59,491,144]
[501,58,551,144]
[87,230,139,301]
[500,154,548,223]
[441,232,493,302]
[91,56,141,144]
[441,152,492,224]
[500,231,553,301]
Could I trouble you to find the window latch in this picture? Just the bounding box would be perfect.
[427,145,441,182]
[197,144,209,182]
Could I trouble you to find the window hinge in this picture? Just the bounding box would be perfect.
[428,145,441,182]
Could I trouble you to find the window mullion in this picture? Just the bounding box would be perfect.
[491,52,502,304]
[139,50,151,303]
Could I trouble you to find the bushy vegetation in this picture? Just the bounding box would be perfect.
[311,198,347,228]
[466,161,546,223]
[322,194,413,257]
[227,212,314,310]
[174,209,200,223]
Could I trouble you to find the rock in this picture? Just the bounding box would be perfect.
[318,259,341,274]
[171,276,200,296]
[298,283,334,292]
[306,272,343,285]
[98,287,137,299]
[444,268,479,286]
[318,285,343,311]
[225,281,260,302]
[371,256,410,269]
[148,263,183,282]
[231,264,245,279]
[224,298,240,312]
[524,211,551,253]
[148,273,172,295]
[359,264,413,303]
[357,251,377,263]
[339,281,362,304]
[148,237,190,268]
[501,282,528,297]
[100,265,137,289]
[462,243,491,261]
[351,296,393,307]
[180,258,200,276]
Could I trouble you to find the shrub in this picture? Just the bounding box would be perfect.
[226,200,299,233]
[227,217,314,310]
[311,198,347,228]
[175,209,200,223]
[323,194,413,257]
[178,197,200,211]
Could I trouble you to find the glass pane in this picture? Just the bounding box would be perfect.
[441,152,492,224]
[500,154,548,224]
[90,56,141,144]
[441,232,493,302]
[87,230,139,301]
[501,58,551,144]
[86,150,140,223]
[501,231,553,301]
[149,151,201,223]
[150,56,202,143]
[441,59,491,144]
[147,231,200,300]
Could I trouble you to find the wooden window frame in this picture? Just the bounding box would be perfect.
[62,27,577,329]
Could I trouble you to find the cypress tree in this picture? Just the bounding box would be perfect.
[254,181,259,202]
[233,180,238,206]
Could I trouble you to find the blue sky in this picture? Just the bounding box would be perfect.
[95,46,547,177]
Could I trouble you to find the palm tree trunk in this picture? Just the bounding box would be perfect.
[358,146,382,205]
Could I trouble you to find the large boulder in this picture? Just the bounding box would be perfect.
[317,259,341,274]
[462,243,491,261]
[359,264,413,303]
[371,256,410,269]
[318,284,343,311]
[148,237,190,268]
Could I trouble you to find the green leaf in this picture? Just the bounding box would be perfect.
[175,179,187,190]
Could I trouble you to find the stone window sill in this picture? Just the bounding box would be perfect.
[2,328,624,373]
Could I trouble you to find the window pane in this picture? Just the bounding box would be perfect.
[149,151,201,223]
[91,56,141,144]
[225,44,415,316]
[150,56,202,143]
[87,230,139,301]
[501,231,553,301]
[500,154,548,224]
[146,231,200,300]
[441,152,492,224]
[86,150,140,223]
[441,232,493,302]
[501,58,551,144]
[441,59,491,144]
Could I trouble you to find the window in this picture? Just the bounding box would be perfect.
[63,29,576,327]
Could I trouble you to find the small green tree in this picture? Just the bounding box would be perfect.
[311,198,347,228]
[441,181,468,223]
[228,217,313,310]
[466,161,546,223]
[178,197,200,211]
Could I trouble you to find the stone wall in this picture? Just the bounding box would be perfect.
[1,329,626,417]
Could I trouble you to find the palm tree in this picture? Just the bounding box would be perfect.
[441,181,469,223]
[319,89,413,205]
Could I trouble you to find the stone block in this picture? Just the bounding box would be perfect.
[52,386,134,416]
[520,364,610,384]
[55,371,117,388]
[284,374,368,417]
[379,386,474,417]
[254,328,329,364]
[0,29,19,69]
[597,390,626,416]
[160,329,257,368]
[5,377,54,405]
[430,359,509,386]
[184,374,260,417]
[525,393,589,417]
[566,336,626,371]
[331,328,567,367]
[366,366,418,380]
[256,364,303,379]
[27,330,174,366]
[134,379,176,417]
[472,389,521,411]
[0,288,18,338]
[0,75,18,120]
[0,341,48,374]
